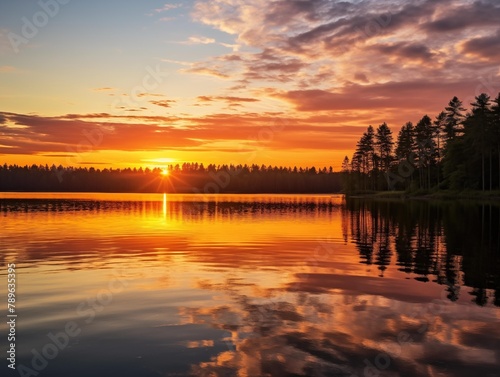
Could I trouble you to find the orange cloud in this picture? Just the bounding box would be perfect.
[0,65,17,73]
[0,111,360,158]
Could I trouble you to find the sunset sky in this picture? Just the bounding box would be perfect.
[1,0,499,170]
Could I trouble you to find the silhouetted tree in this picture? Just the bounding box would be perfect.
[375,122,393,189]
[414,115,436,190]
[433,111,446,187]
[491,93,500,189]
[393,122,416,190]
[444,96,466,146]
[464,94,492,191]
[352,126,376,191]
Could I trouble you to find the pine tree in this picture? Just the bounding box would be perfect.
[353,126,376,190]
[341,156,352,193]
[375,122,394,175]
[465,94,491,190]
[444,96,466,145]
[395,122,415,161]
[414,115,436,189]
[433,112,446,187]
[491,93,500,189]
[393,122,416,190]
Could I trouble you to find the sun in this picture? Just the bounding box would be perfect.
[161,168,169,176]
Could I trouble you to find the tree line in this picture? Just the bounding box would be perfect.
[0,163,342,193]
[343,93,500,192]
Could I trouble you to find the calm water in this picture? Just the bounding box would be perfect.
[0,193,499,377]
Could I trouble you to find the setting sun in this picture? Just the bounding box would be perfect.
[161,168,169,176]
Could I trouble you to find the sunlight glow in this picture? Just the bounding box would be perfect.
[163,193,167,218]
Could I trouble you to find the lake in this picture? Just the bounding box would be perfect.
[0,193,499,377]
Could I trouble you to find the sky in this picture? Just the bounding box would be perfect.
[1,0,500,170]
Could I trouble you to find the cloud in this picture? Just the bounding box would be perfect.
[0,65,17,73]
[153,3,182,13]
[242,51,307,83]
[182,66,230,78]
[62,113,181,123]
[461,29,500,60]
[220,42,240,51]
[370,42,435,61]
[181,36,216,45]
[220,54,242,62]
[188,0,499,92]
[422,1,500,33]
[354,73,369,83]
[275,78,483,120]
[196,96,259,104]
[149,100,176,108]
[162,58,194,66]
[0,111,361,157]
[136,92,166,98]
[91,87,116,92]
[149,3,183,20]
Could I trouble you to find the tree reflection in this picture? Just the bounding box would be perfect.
[345,198,500,306]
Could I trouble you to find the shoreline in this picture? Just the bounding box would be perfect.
[345,190,500,201]
[1,190,500,201]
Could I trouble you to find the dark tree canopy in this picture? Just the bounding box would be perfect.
[345,93,500,192]
[0,163,342,193]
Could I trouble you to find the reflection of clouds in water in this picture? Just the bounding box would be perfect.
[181,276,500,377]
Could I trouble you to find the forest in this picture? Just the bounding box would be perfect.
[343,93,500,193]
[0,163,342,193]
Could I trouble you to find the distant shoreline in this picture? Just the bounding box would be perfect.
[345,190,500,201]
[1,190,500,201]
[0,191,342,195]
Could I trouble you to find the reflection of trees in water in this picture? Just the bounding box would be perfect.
[344,199,500,306]
[0,197,340,220]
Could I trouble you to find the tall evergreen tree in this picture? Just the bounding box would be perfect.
[491,93,500,189]
[444,96,466,145]
[350,151,363,191]
[414,115,436,189]
[395,122,415,161]
[365,125,377,190]
[342,156,350,172]
[354,126,376,190]
[341,156,352,192]
[375,122,394,174]
[394,122,416,190]
[433,111,446,187]
[464,94,492,190]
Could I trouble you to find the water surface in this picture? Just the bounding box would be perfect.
[0,194,499,377]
